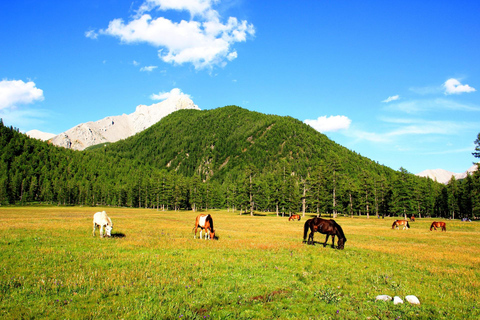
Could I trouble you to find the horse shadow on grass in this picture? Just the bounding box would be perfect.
[111,232,126,238]
[304,240,336,248]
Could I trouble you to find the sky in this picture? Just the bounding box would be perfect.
[1,0,479,175]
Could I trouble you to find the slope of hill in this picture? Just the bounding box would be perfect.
[97,105,399,182]
[34,95,199,150]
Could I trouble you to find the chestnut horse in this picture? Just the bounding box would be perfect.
[430,221,446,231]
[289,214,301,221]
[193,214,216,240]
[303,218,346,249]
[392,220,410,230]
[410,215,415,222]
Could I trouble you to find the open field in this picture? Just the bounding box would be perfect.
[1,206,479,319]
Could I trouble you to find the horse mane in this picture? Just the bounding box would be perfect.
[332,220,346,240]
[206,214,214,232]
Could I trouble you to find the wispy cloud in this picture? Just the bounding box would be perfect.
[0,107,53,130]
[85,30,98,39]
[91,0,255,70]
[150,88,190,101]
[384,98,480,114]
[382,95,399,103]
[304,115,351,132]
[140,65,158,72]
[443,78,476,95]
[0,79,44,110]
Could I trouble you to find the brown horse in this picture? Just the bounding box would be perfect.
[193,214,216,240]
[410,215,416,222]
[289,214,301,221]
[303,218,346,249]
[392,220,410,230]
[430,221,446,231]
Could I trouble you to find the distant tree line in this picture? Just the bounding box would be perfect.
[1,119,479,219]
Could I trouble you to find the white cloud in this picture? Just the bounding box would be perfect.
[304,115,351,133]
[133,60,140,66]
[443,78,476,95]
[96,0,255,69]
[382,95,399,103]
[0,79,44,110]
[137,0,219,19]
[85,30,98,39]
[150,88,190,100]
[140,65,158,72]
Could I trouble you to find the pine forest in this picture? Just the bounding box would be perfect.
[1,106,479,219]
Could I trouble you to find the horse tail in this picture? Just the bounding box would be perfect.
[407,221,410,229]
[392,221,396,229]
[303,220,310,242]
[298,216,301,221]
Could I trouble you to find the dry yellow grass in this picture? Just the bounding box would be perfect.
[1,206,479,319]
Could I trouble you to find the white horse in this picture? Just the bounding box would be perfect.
[92,211,113,237]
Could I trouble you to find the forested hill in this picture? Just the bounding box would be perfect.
[95,105,398,182]
[2,106,477,218]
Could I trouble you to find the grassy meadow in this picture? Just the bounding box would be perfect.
[1,206,479,319]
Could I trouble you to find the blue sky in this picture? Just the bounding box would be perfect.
[1,0,479,174]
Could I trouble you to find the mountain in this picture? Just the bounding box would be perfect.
[96,105,401,182]
[416,164,478,184]
[26,129,56,141]
[4,106,474,219]
[33,94,199,150]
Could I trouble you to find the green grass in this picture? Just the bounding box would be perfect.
[1,207,479,319]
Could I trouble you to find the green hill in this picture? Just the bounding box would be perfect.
[98,105,395,181]
[1,106,477,218]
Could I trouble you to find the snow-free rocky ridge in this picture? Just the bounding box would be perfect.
[27,95,200,151]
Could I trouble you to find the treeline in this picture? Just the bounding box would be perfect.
[1,115,479,218]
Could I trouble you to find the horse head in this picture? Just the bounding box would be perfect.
[337,237,346,250]
[105,225,113,237]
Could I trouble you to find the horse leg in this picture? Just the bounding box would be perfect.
[308,231,314,245]
[100,225,104,238]
[323,234,329,247]
[331,235,336,248]
[93,223,96,237]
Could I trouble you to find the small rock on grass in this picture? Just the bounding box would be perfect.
[405,295,420,305]
[393,296,404,305]
[375,295,392,301]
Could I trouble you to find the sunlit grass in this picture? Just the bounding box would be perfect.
[1,206,479,319]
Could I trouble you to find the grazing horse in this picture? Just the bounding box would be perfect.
[193,214,216,240]
[289,214,301,221]
[303,218,346,249]
[93,211,113,237]
[430,221,446,231]
[392,220,410,230]
[410,215,416,222]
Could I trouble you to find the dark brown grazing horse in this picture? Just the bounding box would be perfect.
[193,214,216,240]
[303,218,346,249]
[392,220,410,230]
[410,215,416,222]
[289,214,301,221]
[430,221,446,231]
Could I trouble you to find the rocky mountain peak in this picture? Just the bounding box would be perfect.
[31,94,200,150]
